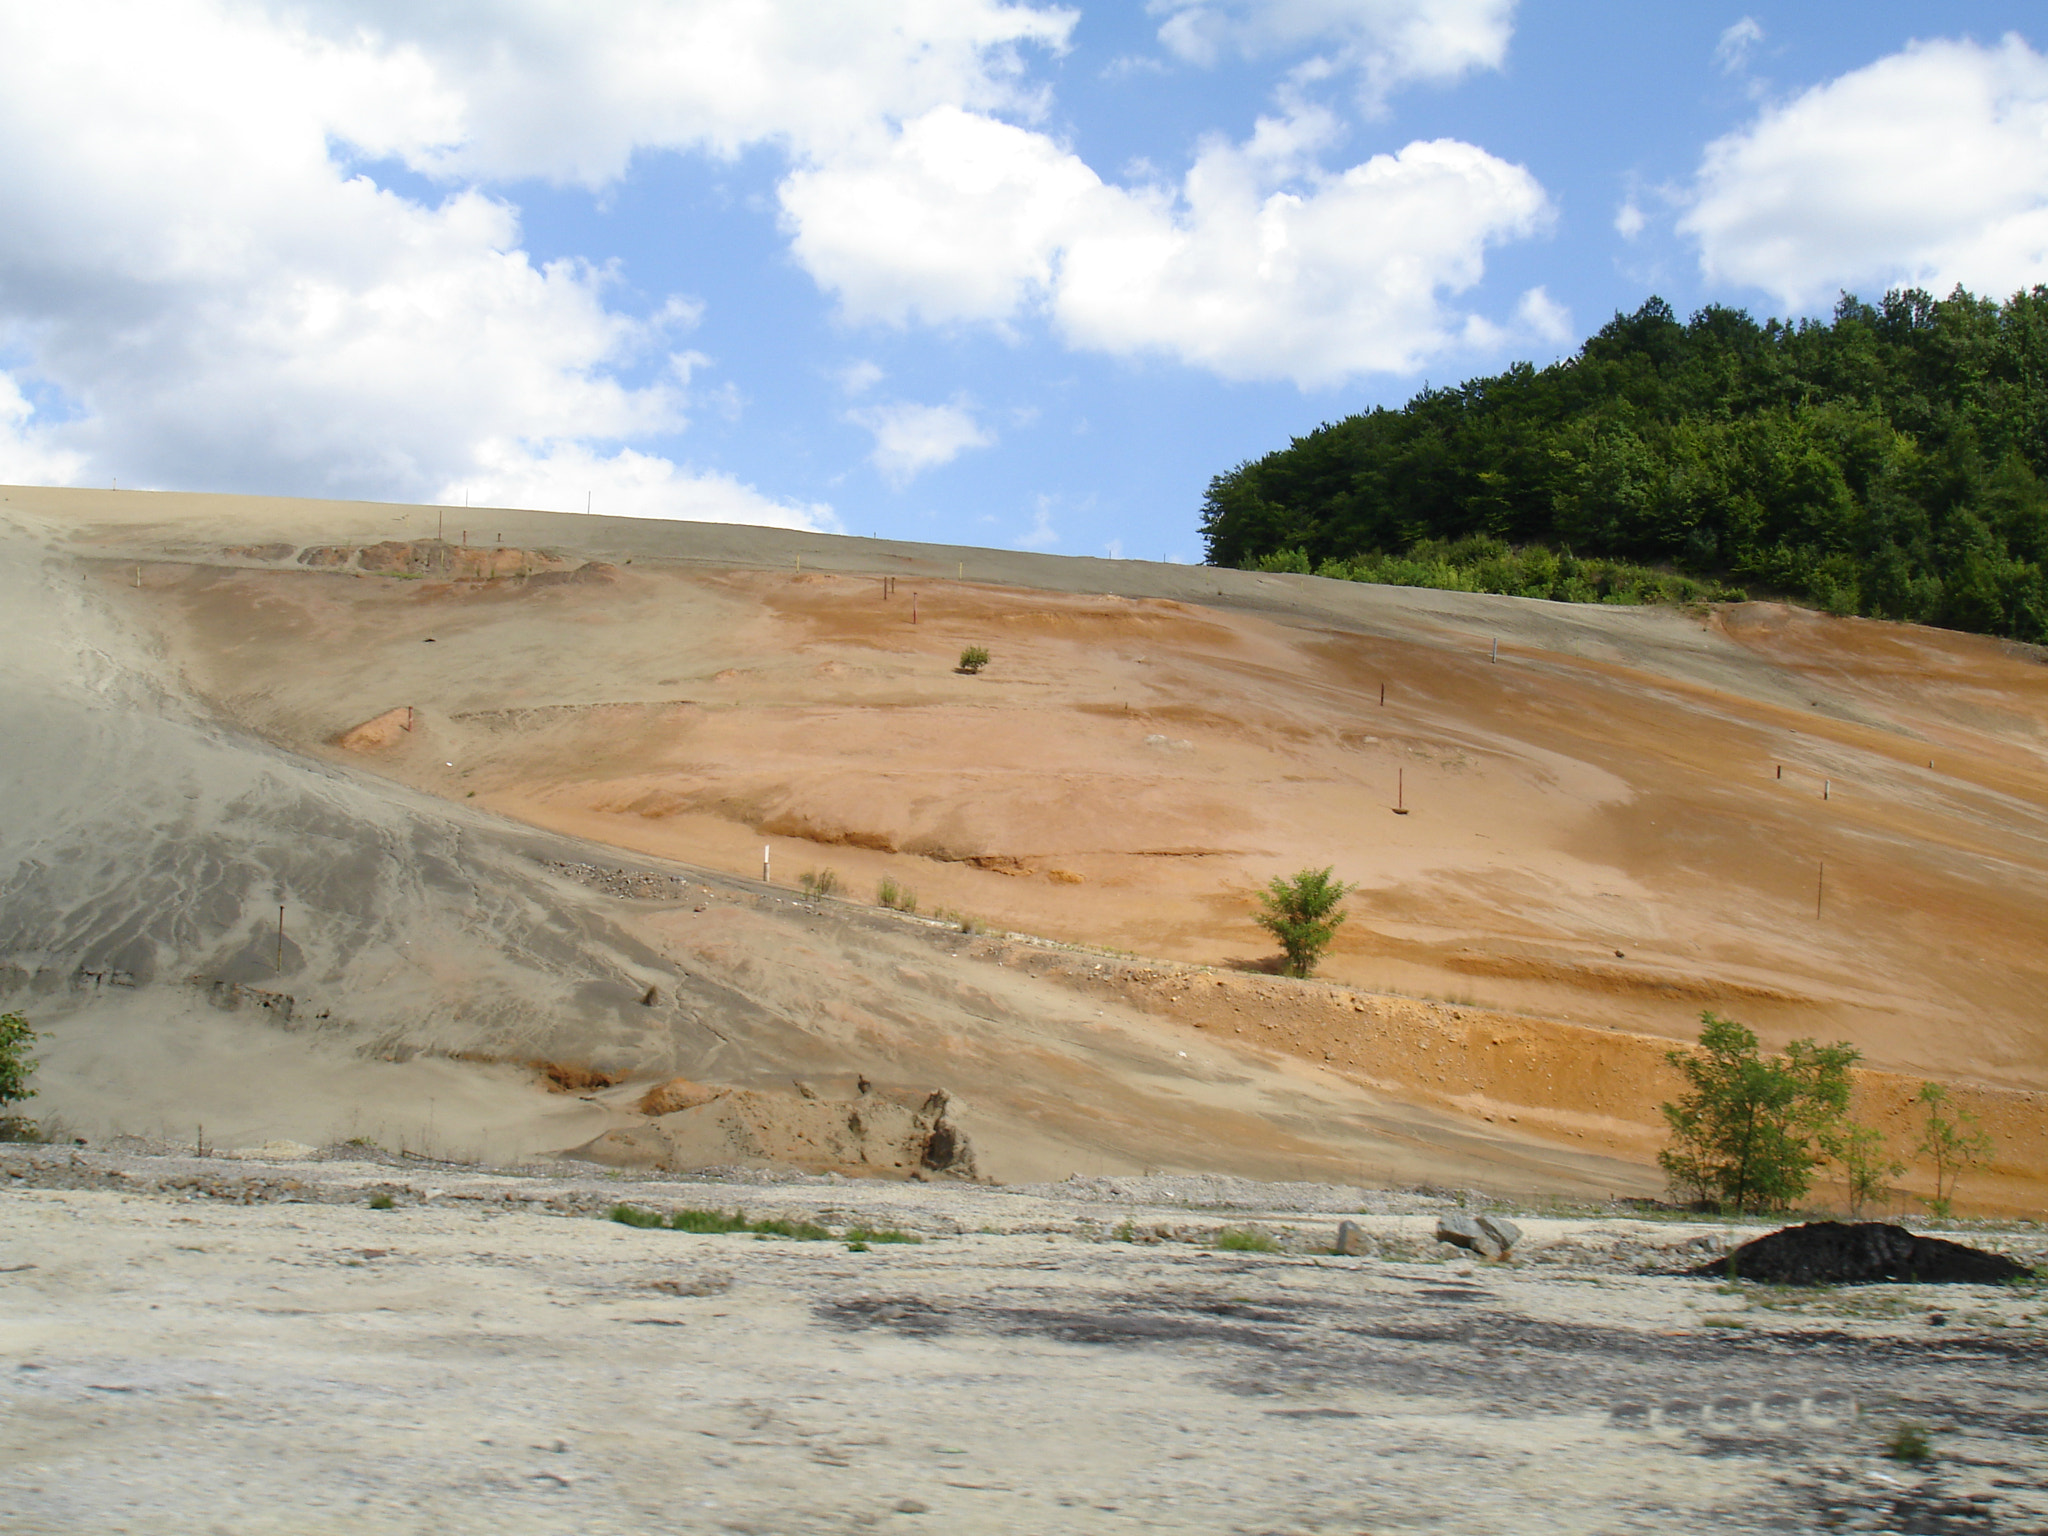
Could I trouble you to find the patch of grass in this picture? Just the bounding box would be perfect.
[845,1239,870,1252]
[1884,1420,1933,1464]
[844,1225,921,1245]
[367,1193,395,1211]
[957,645,990,674]
[608,1203,666,1228]
[798,868,841,898]
[876,877,919,914]
[670,1208,830,1240]
[1213,1226,1282,1253]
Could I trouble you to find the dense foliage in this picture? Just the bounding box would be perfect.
[1659,1012,1859,1214]
[1202,287,2048,640]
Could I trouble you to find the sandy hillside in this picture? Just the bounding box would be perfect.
[3,485,2044,1209]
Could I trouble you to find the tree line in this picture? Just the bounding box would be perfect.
[1202,285,2048,641]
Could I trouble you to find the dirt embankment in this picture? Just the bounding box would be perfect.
[12,486,2047,1211]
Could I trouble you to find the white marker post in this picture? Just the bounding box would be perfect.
[763,845,771,883]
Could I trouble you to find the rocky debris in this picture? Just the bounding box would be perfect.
[334,706,416,752]
[636,1077,723,1116]
[1334,1219,1369,1256]
[1436,1212,1522,1260]
[223,542,295,562]
[544,859,700,902]
[567,1080,980,1182]
[1692,1221,2038,1286]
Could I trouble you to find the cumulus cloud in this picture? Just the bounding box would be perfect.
[1682,34,2048,309]
[0,0,1071,516]
[849,400,997,487]
[1149,0,1515,109]
[785,105,1551,385]
[453,441,838,531]
[0,376,88,486]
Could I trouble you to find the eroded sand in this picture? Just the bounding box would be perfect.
[4,485,2046,1210]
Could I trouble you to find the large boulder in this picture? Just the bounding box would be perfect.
[1436,1212,1522,1260]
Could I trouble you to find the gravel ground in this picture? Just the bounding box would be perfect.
[3,1147,2046,1535]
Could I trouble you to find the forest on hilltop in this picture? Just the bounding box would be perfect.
[1200,286,2048,641]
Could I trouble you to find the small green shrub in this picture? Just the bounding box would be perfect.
[1917,1082,1993,1218]
[1253,868,1352,978]
[846,1239,871,1252]
[368,1193,395,1210]
[0,1011,38,1114]
[1213,1226,1281,1253]
[877,877,918,914]
[609,1203,665,1228]
[670,1208,745,1234]
[844,1225,921,1245]
[958,645,990,674]
[1884,1420,1933,1464]
[798,868,842,898]
[670,1208,830,1240]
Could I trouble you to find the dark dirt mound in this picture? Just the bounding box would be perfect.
[1692,1221,2035,1286]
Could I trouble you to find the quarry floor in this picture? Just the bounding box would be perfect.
[3,1149,2046,1536]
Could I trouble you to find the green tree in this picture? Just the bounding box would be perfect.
[1915,1082,1994,1218]
[0,1012,37,1134]
[1657,1012,1858,1212]
[1830,1119,1907,1219]
[1254,868,1352,979]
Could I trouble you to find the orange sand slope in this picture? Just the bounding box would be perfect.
[8,486,2046,1208]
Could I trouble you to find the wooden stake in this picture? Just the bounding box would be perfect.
[1393,767,1409,814]
[1776,764,1781,779]
[763,845,771,882]
[276,904,285,973]
[912,594,919,625]
[1824,779,1830,800]
[1379,682,1385,706]
[1491,638,1498,663]
[1816,861,1824,920]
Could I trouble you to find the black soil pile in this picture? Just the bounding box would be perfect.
[1692,1221,2035,1286]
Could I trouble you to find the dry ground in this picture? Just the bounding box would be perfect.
[3,1148,2045,1536]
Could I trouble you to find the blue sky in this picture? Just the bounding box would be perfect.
[2,3,2045,563]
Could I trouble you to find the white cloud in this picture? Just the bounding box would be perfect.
[784,104,1551,385]
[849,400,996,487]
[1614,199,1647,240]
[0,375,89,485]
[452,441,837,531]
[783,105,1103,330]
[837,360,887,396]
[1513,285,1572,344]
[1149,0,1515,109]
[0,0,1071,515]
[1715,17,1764,76]
[1015,498,1060,549]
[290,0,1079,183]
[1682,35,2048,309]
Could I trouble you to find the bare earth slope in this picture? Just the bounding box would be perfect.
[4,486,2045,1208]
